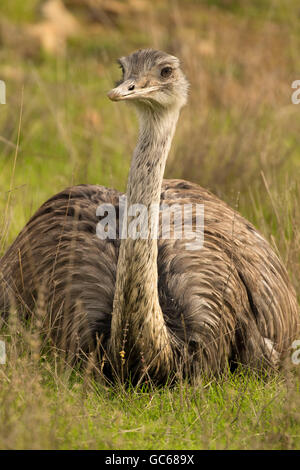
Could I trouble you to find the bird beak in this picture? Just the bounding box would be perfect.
[107,80,161,102]
[107,80,136,101]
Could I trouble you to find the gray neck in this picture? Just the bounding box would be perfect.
[127,107,179,206]
[109,106,180,380]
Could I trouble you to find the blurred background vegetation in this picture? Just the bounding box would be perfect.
[0,0,299,311]
[0,0,300,450]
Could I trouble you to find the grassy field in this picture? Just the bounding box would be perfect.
[0,0,300,449]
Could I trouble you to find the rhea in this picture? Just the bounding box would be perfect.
[0,49,298,383]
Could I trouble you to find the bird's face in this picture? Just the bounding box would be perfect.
[107,49,189,110]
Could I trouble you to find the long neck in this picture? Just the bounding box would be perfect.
[109,106,180,381]
[127,108,179,206]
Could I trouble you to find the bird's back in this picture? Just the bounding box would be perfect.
[0,180,298,375]
[159,180,298,374]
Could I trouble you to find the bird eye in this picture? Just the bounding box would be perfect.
[160,66,173,78]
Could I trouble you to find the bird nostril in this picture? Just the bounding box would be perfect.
[128,84,135,91]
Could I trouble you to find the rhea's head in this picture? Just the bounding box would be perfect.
[107,49,189,111]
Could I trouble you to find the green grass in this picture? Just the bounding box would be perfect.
[1,326,299,450]
[0,0,300,450]
[0,0,40,23]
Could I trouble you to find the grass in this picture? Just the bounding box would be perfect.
[0,0,300,450]
[1,318,300,449]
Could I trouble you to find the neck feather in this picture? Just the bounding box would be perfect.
[109,106,180,381]
[127,108,179,206]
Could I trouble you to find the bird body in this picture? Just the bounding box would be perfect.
[0,180,297,382]
[0,49,298,384]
